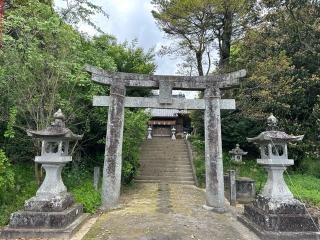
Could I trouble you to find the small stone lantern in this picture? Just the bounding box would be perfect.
[247,114,303,199]
[1,110,87,239]
[239,114,319,238]
[147,126,152,140]
[26,109,83,199]
[229,144,247,163]
[171,126,176,140]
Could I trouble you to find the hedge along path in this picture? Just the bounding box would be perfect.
[83,183,259,240]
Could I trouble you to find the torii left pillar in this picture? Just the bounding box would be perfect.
[101,80,126,210]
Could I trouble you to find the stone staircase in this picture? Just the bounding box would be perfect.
[135,137,195,185]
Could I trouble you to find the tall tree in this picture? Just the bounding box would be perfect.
[222,0,320,164]
[152,0,258,75]
[0,0,4,47]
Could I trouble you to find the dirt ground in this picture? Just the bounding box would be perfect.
[82,183,259,240]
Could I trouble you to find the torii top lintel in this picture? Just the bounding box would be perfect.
[85,65,246,91]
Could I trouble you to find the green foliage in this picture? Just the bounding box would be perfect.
[0,164,37,226]
[122,110,150,184]
[0,150,15,198]
[0,0,155,223]
[70,181,101,213]
[4,107,17,139]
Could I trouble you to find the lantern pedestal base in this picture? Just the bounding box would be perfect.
[0,193,88,239]
[0,213,89,240]
[24,192,74,212]
[238,195,319,239]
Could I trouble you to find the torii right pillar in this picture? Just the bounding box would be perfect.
[204,87,225,212]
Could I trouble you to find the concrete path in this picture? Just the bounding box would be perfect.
[83,183,259,240]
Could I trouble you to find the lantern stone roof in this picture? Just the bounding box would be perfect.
[229,144,248,155]
[27,109,83,140]
[247,131,304,143]
[247,114,303,143]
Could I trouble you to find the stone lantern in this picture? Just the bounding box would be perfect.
[26,109,83,199]
[247,114,303,200]
[229,144,247,163]
[0,109,87,239]
[171,126,176,140]
[147,126,152,140]
[239,114,319,239]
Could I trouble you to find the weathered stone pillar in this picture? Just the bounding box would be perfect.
[102,83,126,209]
[229,170,236,206]
[204,87,225,212]
[93,166,100,191]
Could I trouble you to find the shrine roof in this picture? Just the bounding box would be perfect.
[147,108,189,118]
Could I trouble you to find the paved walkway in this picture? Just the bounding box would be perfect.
[83,183,259,240]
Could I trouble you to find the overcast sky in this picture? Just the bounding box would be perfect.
[55,0,198,98]
[56,0,180,75]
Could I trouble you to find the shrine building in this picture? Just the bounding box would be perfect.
[147,94,191,138]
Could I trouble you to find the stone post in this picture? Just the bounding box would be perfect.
[204,87,225,212]
[93,167,100,191]
[229,170,236,206]
[102,83,126,210]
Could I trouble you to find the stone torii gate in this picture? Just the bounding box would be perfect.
[85,65,246,212]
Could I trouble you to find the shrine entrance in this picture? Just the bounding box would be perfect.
[86,65,246,212]
[152,125,172,137]
[149,119,175,137]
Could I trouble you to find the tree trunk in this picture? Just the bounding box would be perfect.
[219,9,233,69]
[0,0,4,48]
[196,51,204,76]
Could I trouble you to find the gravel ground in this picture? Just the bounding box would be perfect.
[83,183,260,240]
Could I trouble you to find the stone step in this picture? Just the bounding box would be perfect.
[140,159,190,163]
[137,172,193,179]
[139,167,192,172]
[139,169,192,174]
[135,176,194,181]
[145,144,185,146]
[143,143,186,146]
[134,179,195,185]
[140,152,188,158]
[138,173,193,178]
[138,138,194,186]
[141,152,187,155]
[140,155,189,159]
[143,145,186,148]
[143,146,187,153]
[138,170,193,174]
[139,163,191,168]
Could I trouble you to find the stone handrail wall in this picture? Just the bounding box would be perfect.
[185,139,199,187]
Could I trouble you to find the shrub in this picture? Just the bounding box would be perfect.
[122,110,149,184]
[70,180,101,213]
[0,149,15,199]
[0,164,37,226]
